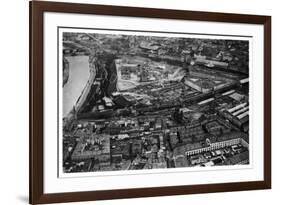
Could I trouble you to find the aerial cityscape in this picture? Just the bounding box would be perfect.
[62,31,250,174]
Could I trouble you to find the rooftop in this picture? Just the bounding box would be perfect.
[71,134,110,160]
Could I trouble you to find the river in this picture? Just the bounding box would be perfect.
[63,56,90,117]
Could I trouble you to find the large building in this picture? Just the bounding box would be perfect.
[194,55,229,69]
[173,131,249,158]
[71,134,110,162]
[184,77,229,93]
[220,102,249,127]
[224,151,249,165]
[184,65,238,94]
[189,65,241,81]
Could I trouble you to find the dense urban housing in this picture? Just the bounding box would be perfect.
[62,31,250,173]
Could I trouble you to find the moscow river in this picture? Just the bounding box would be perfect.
[63,56,90,117]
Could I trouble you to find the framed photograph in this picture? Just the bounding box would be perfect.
[30,1,271,204]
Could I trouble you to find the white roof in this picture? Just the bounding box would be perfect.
[198,98,214,105]
[240,78,249,84]
[98,105,105,110]
[112,92,121,96]
[103,96,113,103]
[232,106,249,116]
[228,103,247,113]
[237,111,249,119]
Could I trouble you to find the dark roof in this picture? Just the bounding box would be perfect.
[216,131,247,142]
[227,151,249,165]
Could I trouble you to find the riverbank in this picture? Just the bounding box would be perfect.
[63,56,90,117]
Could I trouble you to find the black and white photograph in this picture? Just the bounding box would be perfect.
[61,29,250,174]
[26,1,273,204]
[23,1,274,204]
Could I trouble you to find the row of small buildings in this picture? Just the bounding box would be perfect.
[220,102,249,128]
[173,131,248,159]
